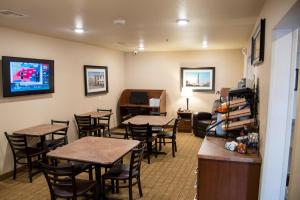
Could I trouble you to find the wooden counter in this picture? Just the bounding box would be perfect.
[196,136,261,200]
[198,136,261,163]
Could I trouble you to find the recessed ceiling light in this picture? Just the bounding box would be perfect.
[176,18,189,26]
[138,46,145,51]
[113,19,126,26]
[74,28,85,34]
[202,41,208,48]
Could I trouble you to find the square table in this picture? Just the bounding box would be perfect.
[47,136,140,199]
[14,124,68,144]
[78,111,112,119]
[122,115,173,126]
[123,115,173,154]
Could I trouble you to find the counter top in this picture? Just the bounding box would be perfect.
[198,136,261,163]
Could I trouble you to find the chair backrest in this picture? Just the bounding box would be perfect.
[51,120,70,136]
[39,161,76,198]
[130,142,145,177]
[5,132,27,155]
[97,108,112,121]
[74,115,92,130]
[128,123,151,141]
[172,118,180,138]
[150,111,167,116]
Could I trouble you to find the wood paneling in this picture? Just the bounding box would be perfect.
[197,137,261,200]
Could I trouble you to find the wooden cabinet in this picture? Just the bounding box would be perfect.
[196,137,261,200]
[118,89,166,123]
[177,111,192,133]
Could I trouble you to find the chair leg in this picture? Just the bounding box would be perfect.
[27,157,33,183]
[137,176,143,197]
[13,158,17,180]
[147,143,151,164]
[159,138,162,151]
[88,166,93,180]
[154,140,158,158]
[175,140,177,152]
[116,180,120,193]
[129,179,133,200]
[172,142,175,157]
[111,179,115,194]
[102,176,106,197]
[163,137,166,145]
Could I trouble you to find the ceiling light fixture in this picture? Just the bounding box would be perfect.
[74,28,85,34]
[202,41,208,48]
[176,18,189,26]
[113,19,126,26]
[138,46,145,51]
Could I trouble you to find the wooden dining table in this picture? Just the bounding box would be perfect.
[122,115,174,155]
[14,123,68,144]
[122,115,173,126]
[47,136,140,200]
[14,123,68,161]
[78,111,112,119]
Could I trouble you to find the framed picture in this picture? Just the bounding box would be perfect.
[180,67,215,92]
[84,65,108,96]
[251,18,265,66]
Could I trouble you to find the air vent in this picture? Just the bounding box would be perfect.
[0,9,27,18]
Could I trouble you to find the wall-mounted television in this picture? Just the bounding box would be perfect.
[1,56,54,97]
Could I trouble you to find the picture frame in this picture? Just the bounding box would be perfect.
[251,18,265,66]
[180,67,215,92]
[84,65,108,96]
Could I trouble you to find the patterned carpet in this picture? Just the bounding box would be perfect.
[0,133,202,200]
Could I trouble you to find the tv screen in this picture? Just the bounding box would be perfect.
[130,92,148,104]
[2,56,54,97]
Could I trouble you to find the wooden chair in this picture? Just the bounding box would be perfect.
[128,123,157,164]
[5,132,46,182]
[74,115,102,138]
[157,118,179,157]
[103,114,132,139]
[96,108,112,135]
[150,111,167,146]
[102,143,145,200]
[37,120,69,150]
[39,161,96,200]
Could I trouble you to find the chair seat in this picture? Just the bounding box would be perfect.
[58,161,92,175]
[53,179,95,198]
[157,131,173,138]
[16,147,45,158]
[103,164,138,180]
[151,127,164,133]
[38,137,66,149]
[98,123,109,127]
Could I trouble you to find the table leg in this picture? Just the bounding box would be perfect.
[95,164,103,200]
[40,136,48,163]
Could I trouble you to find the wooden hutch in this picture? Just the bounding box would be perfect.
[118,89,166,122]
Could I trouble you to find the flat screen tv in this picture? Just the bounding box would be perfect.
[130,92,148,104]
[2,56,54,97]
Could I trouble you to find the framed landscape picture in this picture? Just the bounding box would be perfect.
[84,65,108,96]
[251,18,265,66]
[181,67,215,92]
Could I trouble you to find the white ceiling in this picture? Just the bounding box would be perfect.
[0,0,265,52]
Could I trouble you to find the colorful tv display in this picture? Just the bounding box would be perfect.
[2,56,54,97]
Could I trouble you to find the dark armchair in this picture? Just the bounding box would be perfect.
[193,100,220,137]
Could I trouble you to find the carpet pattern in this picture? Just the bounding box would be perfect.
[0,133,202,200]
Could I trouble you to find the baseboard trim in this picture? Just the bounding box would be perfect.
[0,166,26,181]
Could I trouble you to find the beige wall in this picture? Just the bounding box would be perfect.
[0,27,125,174]
[124,50,244,117]
[245,0,297,156]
